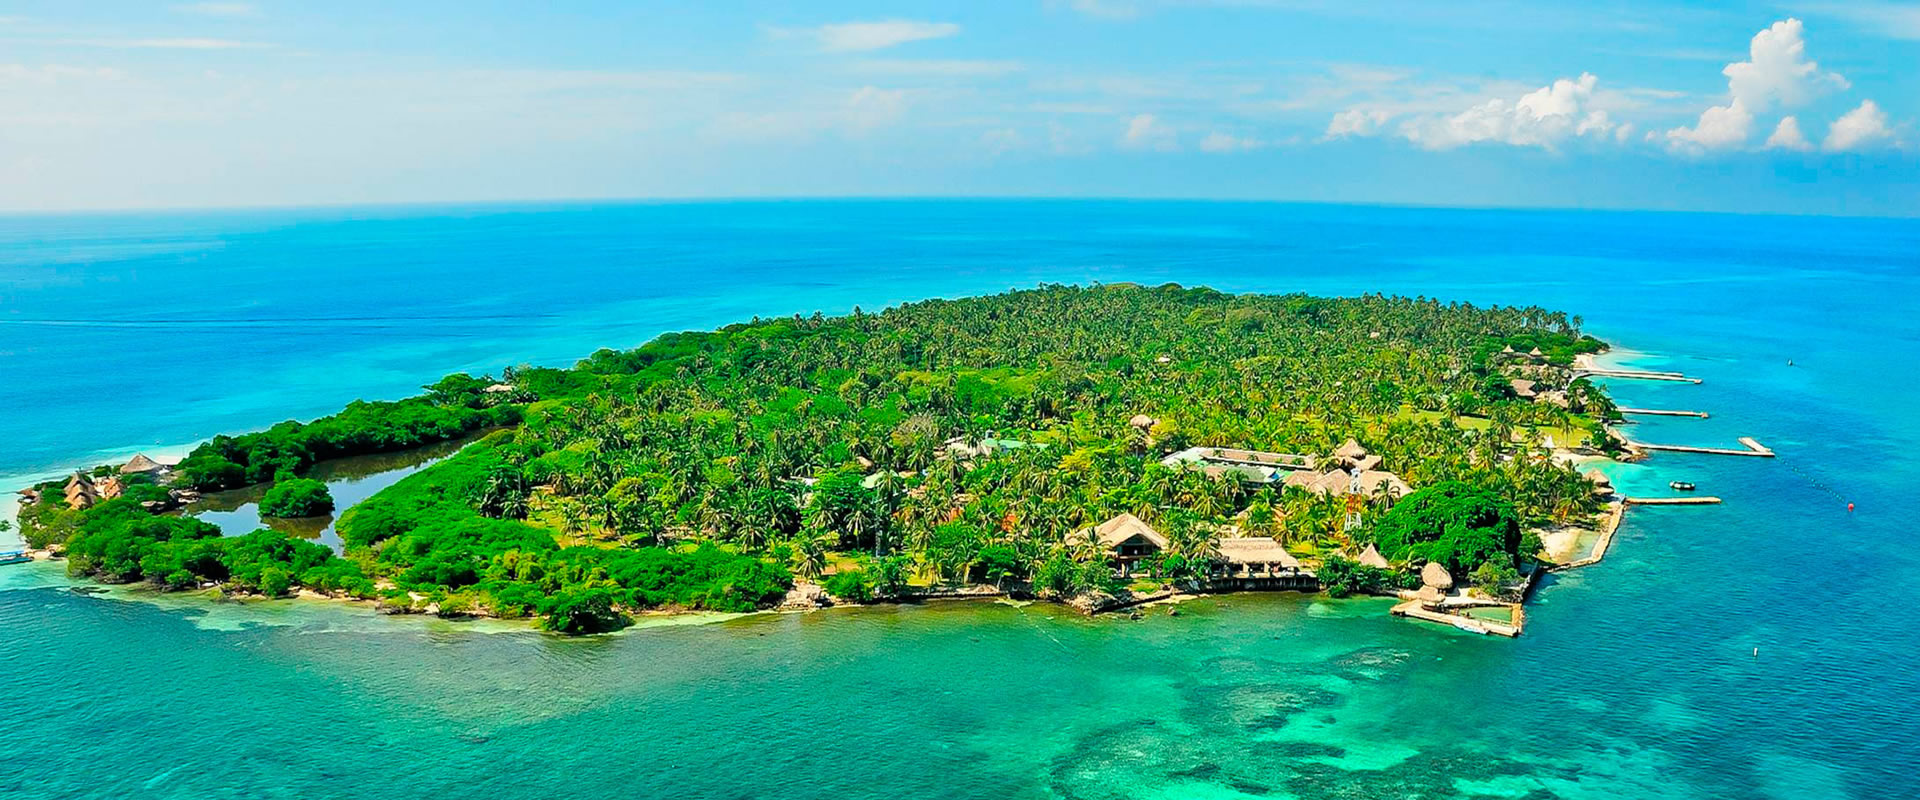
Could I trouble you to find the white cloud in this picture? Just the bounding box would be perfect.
[1323,109,1391,139]
[1198,131,1264,153]
[1823,99,1894,151]
[780,20,961,53]
[1806,2,1920,42]
[1393,73,1617,151]
[843,86,909,131]
[981,127,1024,156]
[1665,18,1846,152]
[66,37,273,49]
[173,2,258,16]
[1120,113,1178,151]
[1764,116,1813,151]
[1665,99,1753,152]
[1055,0,1142,20]
[850,59,1022,78]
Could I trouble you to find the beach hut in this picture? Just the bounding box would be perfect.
[64,473,98,510]
[1582,468,1615,496]
[95,476,124,500]
[1215,536,1301,579]
[1420,561,1454,591]
[120,453,166,477]
[1333,439,1368,461]
[1307,469,1353,497]
[1128,414,1157,429]
[1528,347,1545,358]
[1346,453,1384,473]
[1358,543,1390,570]
[1082,513,1170,576]
[1510,378,1538,399]
[1415,585,1446,608]
[15,487,42,507]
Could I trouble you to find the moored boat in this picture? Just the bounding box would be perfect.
[1670,481,1696,491]
[0,550,32,566]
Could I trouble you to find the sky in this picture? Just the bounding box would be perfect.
[1,1,1916,215]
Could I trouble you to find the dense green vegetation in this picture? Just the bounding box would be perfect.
[259,478,334,518]
[174,391,520,491]
[21,285,1617,629]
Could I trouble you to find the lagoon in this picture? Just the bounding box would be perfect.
[1,200,1916,799]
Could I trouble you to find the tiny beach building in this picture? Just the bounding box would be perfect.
[1083,513,1170,577]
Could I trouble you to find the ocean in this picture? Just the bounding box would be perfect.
[1,200,1915,799]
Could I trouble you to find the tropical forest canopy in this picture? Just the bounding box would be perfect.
[21,284,1613,632]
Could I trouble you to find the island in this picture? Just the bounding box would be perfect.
[14,284,1630,635]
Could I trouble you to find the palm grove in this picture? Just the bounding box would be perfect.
[18,285,1613,632]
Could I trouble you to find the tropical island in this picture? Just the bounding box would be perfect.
[14,284,1625,634]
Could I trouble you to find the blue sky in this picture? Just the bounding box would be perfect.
[1,1,1915,214]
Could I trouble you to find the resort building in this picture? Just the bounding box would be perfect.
[16,487,41,507]
[1160,447,1315,483]
[63,473,99,510]
[942,436,1042,461]
[1213,536,1315,589]
[1510,378,1538,399]
[120,453,170,479]
[1582,468,1615,497]
[1081,513,1170,577]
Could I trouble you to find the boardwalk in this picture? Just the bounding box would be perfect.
[1617,407,1709,418]
[1624,496,1722,505]
[1390,600,1521,637]
[1575,368,1703,384]
[1628,436,1774,457]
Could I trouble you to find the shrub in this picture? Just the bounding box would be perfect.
[259,478,335,518]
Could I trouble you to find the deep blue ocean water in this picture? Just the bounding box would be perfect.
[2,200,1917,799]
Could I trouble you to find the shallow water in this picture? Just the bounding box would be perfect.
[1,201,1916,799]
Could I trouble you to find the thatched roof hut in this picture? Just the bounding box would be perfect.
[1087,512,1170,552]
[121,453,164,475]
[1353,470,1414,499]
[1333,439,1369,460]
[1528,347,1545,357]
[1421,561,1454,590]
[1128,414,1157,429]
[1415,585,1446,607]
[1581,468,1613,488]
[1357,543,1390,570]
[1308,469,1353,496]
[1216,536,1300,569]
[1346,453,1384,473]
[1510,378,1538,398]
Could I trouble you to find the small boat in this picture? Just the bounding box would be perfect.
[1669,481,1696,491]
[0,550,33,566]
[1450,616,1487,634]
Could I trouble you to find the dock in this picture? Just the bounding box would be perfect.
[1575,368,1702,384]
[1617,407,1709,418]
[1627,436,1774,457]
[1390,600,1521,637]
[1624,496,1722,506]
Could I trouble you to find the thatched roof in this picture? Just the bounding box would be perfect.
[65,472,94,491]
[1308,469,1353,496]
[1353,470,1414,499]
[1216,536,1300,568]
[1281,470,1319,491]
[1415,585,1446,606]
[1088,512,1170,551]
[1528,347,1545,357]
[121,453,164,474]
[1501,344,1516,353]
[1421,561,1454,589]
[1581,468,1613,487]
[1333,439,1368,460]
[1358,543,1390,569]
[1128,414,1157,429]
[1510,378,1538,398]
[1346,453,1384,473]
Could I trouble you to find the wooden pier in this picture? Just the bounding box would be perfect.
[1575,368,1702,384]
[1624,496,1723,506]
[1617,407,1709,418]
[1390,600,1521,637]
[1627,436,1774,457]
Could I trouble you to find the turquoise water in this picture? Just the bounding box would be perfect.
[2,201,1917,798]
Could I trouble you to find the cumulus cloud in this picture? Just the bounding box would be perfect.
[1764,116,1813,151]
[783,20,961,53]
[1120,113,1178,151]
[1198,131,1264,153]
[1323,109,1391,139]
[1823,99,1894,151]
[1392,73,1618,151]
[1665,18,1846,152]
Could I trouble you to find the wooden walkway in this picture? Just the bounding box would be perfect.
[1390,600,1521,637]
[1618,407,1709,418]
[1575,368,1702,384]
[1624,496,1722,505]
[1628,436,1774,457]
